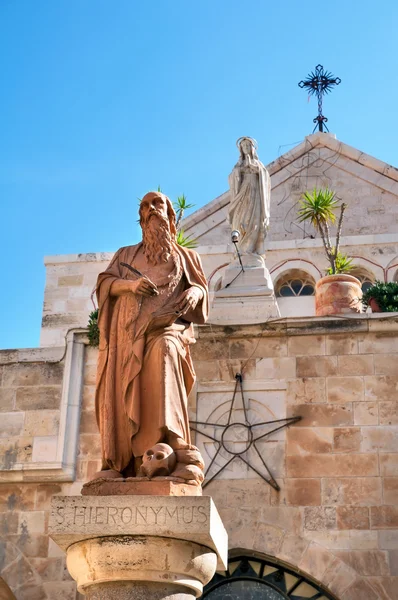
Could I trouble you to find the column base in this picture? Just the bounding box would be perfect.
[85,581,195,600]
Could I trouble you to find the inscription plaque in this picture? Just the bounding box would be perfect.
[49,495,227,570]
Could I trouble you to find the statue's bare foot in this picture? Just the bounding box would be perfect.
[171,463,204,485]
[91,468,123,481]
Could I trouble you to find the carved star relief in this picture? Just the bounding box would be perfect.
[190,374,301,490]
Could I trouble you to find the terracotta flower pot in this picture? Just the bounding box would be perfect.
[369,298,381,312]
[315,274,363,316]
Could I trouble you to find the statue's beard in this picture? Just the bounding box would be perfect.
[142,211,173,265]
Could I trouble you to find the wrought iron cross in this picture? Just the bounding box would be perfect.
[298,64,341,133]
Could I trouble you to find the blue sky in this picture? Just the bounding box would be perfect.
[1,0,397,349]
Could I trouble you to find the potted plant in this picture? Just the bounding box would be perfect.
[298,187,362,316]
[362,281,398,313]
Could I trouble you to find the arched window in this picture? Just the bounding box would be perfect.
[275,270,315,298]
[350,268,375,293]
[203,554,337,599]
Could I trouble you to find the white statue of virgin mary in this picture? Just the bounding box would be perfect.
[228,137,271,255]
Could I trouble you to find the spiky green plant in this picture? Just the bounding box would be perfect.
[176,229,198,249]
[298,187,348,275]
[326,252,354,275]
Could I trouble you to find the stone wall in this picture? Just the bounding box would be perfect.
[1,316,397,599]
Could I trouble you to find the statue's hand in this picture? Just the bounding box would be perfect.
[175,287,203,316]
[129,276,159,297]
[111,277,158,298]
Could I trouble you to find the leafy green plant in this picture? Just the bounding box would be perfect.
[88,309,99,347]
[362,281,398,312]
[298,187,352,275]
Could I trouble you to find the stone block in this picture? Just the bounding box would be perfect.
[23,410,59,437]
[361,427,398,453]
[9,532,49,558]
[278,534,309,565]
[287,335,325,356]
[341,578,378,600]
[374,354,398,375]
[326,334,358,355]
[81,385,95,411]
[335,549,390,576]
[15,386,61,411]
[58,275,84,286]
[0,388,15,411]
[380,454,398,477]
[49,495,227,570]
[79,410,97,434]
[190,339,229,361]
[83,364,97,386]
[255,357,296,379]
[286,427,333,456]
[284,479,321,506]
[261,506,302,535]
[383,478,398,505]
[378,530,398,549]
[379,402,398,425]
[287,454,378,478]
[35,484,63,511]
[2,363,64,387]
[288,403,353,427]
[325,561,357,598]
[18,511,46,535]
[296,355,337,377]
[192,359,220,381]
[298,542,337,582]
[286,377,326,404]
[78,434,101,458]
[253,522,284,555]
[368,577,397,600]
[337,506,370,530]
[42,582,77,599]
[226,479,270,508]
[322,478,382,506]
[370,506,398,529]
[218,358,256,382]
[303,530,378,550]
[333,427,361,453]
[365,375,398,402]
[0,436,33,468]
[304,506,336,531]
[337,354,374,376]
[32,436,58,462]
[359,333,398,354]
[0,412,24,438]
[0,512,19,536]
[354,402,379,426]
[0,484,37,512]
[327,377,364,403]
[1,554,40,589]
[229,337,286,359]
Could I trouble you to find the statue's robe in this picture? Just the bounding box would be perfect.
[95,242,208,473]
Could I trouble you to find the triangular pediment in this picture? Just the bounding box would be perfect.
[183,132,398,247]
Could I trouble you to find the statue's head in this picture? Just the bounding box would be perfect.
[139,191,177,264]
[237,136,258,160]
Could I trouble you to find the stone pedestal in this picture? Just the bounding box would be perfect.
[49,495,227,599]
[210,254,280,325]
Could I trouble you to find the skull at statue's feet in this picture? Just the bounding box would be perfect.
[138,443,177,478]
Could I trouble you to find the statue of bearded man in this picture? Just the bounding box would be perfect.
[95,191,208,483]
